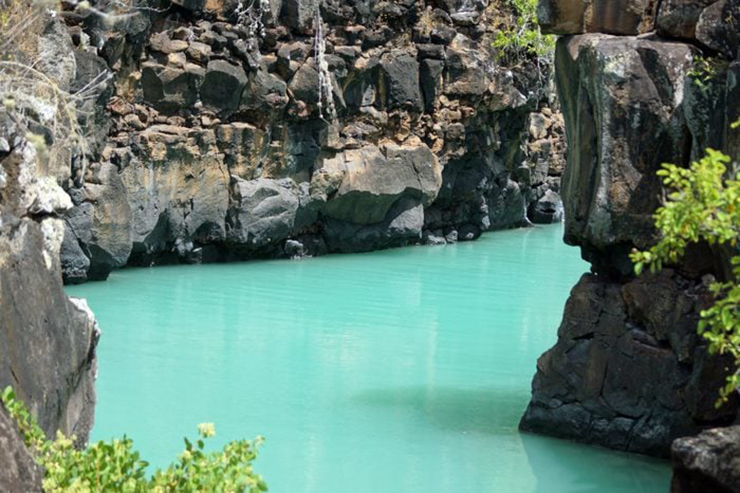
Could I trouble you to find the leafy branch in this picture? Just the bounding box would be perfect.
[2,386,268,492]
[630,148,740,405]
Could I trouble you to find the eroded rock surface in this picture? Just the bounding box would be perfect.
[522,0,740,458]
[0,405,42,493]
[0,112,99,446]
[521,272,737,456]
[58,0,566,281]
[539,0,740,58]
[671,426,740,493]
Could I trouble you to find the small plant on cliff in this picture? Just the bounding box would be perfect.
[688,56,728,93]
[1,386,268,492]
[630,148,740,405]
[0,0,113,182]
[492,0,555,63]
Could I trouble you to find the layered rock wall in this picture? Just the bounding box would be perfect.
[59,0,567,282]
[520,0,740,457]
[0,109,99,493]
[0,8,105,488]
[0,111,100,446]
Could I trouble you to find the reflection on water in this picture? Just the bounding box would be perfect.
[67,224,671,493]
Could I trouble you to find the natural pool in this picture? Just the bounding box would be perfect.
[67,224,671,493]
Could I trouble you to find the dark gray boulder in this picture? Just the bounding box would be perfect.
[228,178,300,248]
[671,426,740,493]
[0,405,42,493]
[656,0,740,58]
[530,189,563,224]
[141,62,205,114]
[379,51,423,112]
[694,0,740,59]
[201,60,248,114]
[520,271,738,457]
[313,142,442,225]
[281,0,318,31]
[60,223,91,284]
[420,59,444,112]
[656,0,715,40]
[241,69,289,111]
[324,198,425,253]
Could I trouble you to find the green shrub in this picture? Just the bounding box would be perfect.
[492,0,555,62]
[1,386,268,493]
[630,148,740,405]
[688,56,728,92]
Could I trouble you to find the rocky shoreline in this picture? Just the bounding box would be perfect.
[2,0,740,490]
[519,0,740,482]
[58,0,567,284]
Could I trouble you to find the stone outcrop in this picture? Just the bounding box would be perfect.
[0,111,100,446]
[58,0,566,282]
[557,34,700,275]
[539,0,740,59]
[521,271,737,456]
[520,0,740,457]
[0,405,42,492]
[671,425,740,493]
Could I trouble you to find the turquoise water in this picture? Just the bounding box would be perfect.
[67,225,671,492]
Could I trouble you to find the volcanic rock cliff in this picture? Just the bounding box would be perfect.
[520,0,740,459]
[58,0,566,283]
[0,109,99,490]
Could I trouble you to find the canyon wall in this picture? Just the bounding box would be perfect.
[520,0,740,457]
[59,0,566,283]
[0,10,106,488]
[0,111,99,490]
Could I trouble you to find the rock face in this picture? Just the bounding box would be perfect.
[0,112,100,447]
[521,272,736,456]
[539,0,740,58]
[556,34,699,275]
[671,426,740,493]
[0,405,42,492]
[58,0,566,281]
[520,0,740,457]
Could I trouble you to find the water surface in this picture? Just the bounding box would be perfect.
[67,225,671,492]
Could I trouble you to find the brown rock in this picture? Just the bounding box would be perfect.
[539,0,659,35]
[555,34,695,271]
